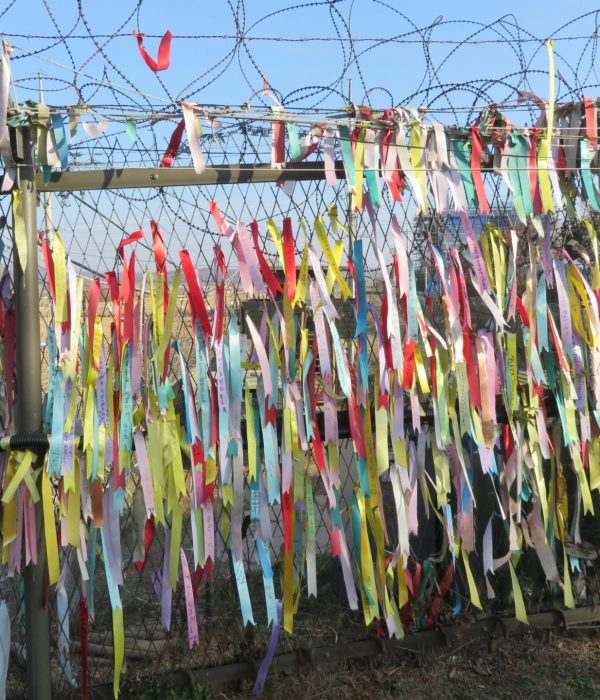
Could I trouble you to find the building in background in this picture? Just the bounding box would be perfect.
[411,207,521,294]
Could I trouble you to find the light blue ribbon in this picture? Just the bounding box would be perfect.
[232,554,255,626]
[302,350,314,441]
[119,345,133,454]
[50,111,68,170]
[194,319,212,454]
[536,273,549,352]
[353,240,368,337]
[48,367,65,477]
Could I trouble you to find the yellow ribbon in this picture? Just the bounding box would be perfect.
[266,219,285,271]
[325,240,345,295]
[41,466,60,584]
[11,189,27,274]
[2,450,34,504]
[294,244,309,306]
[352,128,365,211]
[314,216,351,298]
[52,231,68,323]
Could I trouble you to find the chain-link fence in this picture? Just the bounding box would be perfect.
[0,4,600,699]
[0,107,599,700]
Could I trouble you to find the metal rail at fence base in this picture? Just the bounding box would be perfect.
[51,605,600,700]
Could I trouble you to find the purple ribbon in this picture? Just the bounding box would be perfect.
[252,599,282,695]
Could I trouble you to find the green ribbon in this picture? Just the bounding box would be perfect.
[508,134,533,223]
[338,124,356,188]
[452,139,476,209]
[580,138,600,212]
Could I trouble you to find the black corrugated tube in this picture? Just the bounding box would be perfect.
[0,433,50,453]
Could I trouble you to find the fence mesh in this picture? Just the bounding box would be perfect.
[0,111,599,699]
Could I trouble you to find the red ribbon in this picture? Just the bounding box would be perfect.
[401,339,416,390]
[150,220,167,278]
[282,217,296,302]
[399,293,408,329]
[381,127,403,201]
[191,436,207,498]
[191,438,204,468]
[351,126,360,156]
[160,119,185,168]
[264,402,277,427]
[213,246,226,341]
[133,30,172,72]
[117,232,142,346]
[79,597,89,700]
[302,140,319,161]
[208,200,226,234]
[463,330,481,410]
[191,564,204,601]
[250,221,284,297]
[39,232,56,302]
[427,560,454,626]
[452,252,471,330]
[347,362,367,459]
[329,522,341,557]
[392,253,401,298]
[503,423,513,458]
[150,220,171,379]
[117,229,143,261]
[88,277,101,366]
[584,96,597,149]
[311,424,327,471]
[411,562,421,597]
[282,491,293,553]
[104,273,122,366]
[104,272,119,310]
[179,250,213,337]
[515,295,530,327]
[528,128,543,215]
[272,121,285,166]
[548,309,569,373]
[123,251,136,345]
[131,517,156,574]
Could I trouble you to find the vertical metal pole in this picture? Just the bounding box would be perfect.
[346,78,356,253]
[14,126,52,699]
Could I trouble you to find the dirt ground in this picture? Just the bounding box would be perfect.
[214,628,600,700]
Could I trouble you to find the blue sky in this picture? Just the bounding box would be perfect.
[3,0,599,272]
[2,1,600,121]
[2,2,599,275]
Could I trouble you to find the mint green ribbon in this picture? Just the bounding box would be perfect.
[452,139,476,209]
[580,138,600,212]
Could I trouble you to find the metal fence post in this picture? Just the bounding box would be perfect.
[13,126,52,699]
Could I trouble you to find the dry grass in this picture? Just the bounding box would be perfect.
[214,628,600,700]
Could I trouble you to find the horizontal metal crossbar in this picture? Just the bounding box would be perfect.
[35,159,347,192]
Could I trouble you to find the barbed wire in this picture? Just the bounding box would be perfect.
[1,2,600,169]
[1,2,600,113]
[2,32,600,44]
